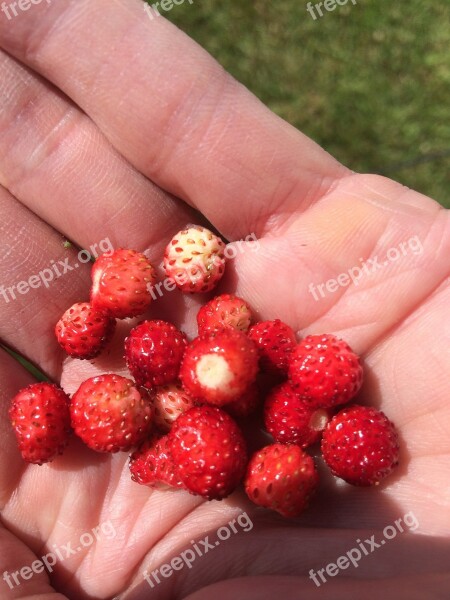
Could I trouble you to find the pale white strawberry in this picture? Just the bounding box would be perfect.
[151,382,196,432]
[163,225,226,293]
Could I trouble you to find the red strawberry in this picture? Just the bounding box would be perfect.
[151,382,196,432]
[264,382,329,448]
[125,320,187,388]
[197,294,253,336]
[129,433,185,489]
[55,302,116,359]
[70,374,153,453]
[224,382,261,419]
[288,334,363,408]
[91,248,156,319]
[163,225,226,293]
[321,405,400,486]
[180,330,259,405]
[9,383,72,465]
[248,319,297,376]
[245,443,319,517]
[169,405,247,499]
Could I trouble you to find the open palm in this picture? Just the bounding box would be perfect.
[0,2,449,599]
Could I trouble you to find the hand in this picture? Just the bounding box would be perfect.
[0,2,449,599]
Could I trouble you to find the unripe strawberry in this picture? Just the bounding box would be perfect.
[163,225,226,293]
[151,382,196,432]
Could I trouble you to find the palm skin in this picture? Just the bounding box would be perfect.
[0,2,449,600]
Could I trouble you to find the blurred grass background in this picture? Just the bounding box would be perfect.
[156,0,450,207]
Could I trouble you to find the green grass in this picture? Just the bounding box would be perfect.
[159,0,450,207]
[2,345,48,382]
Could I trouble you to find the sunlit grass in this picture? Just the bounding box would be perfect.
[159,0,450,207]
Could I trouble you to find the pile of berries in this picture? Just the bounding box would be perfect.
[9,225,400,518]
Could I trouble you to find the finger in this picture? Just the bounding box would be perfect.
[182,575,449,600]
[0,185,92,377]
[123,517,450,600]
[0,0,349,240]
[0,522,68,600]
[0,49,196,257]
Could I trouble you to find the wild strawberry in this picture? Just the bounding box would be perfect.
[70,374,153,453]
[125,320,187,388]
[55,302,116,359]
[197,294,253,336]
[224,382,261,419]
[248,319,297,376]
[91,248,156,319]
[288,334,363,408]
[9,383,71,465]
[129,433,185,489]
[163,225,226,293]
[264,382,329,448]
[180,330,258,405]
[151,382,196,432]
[169,406,247,499]
[321,405,400,486]
[245,443,319,518]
